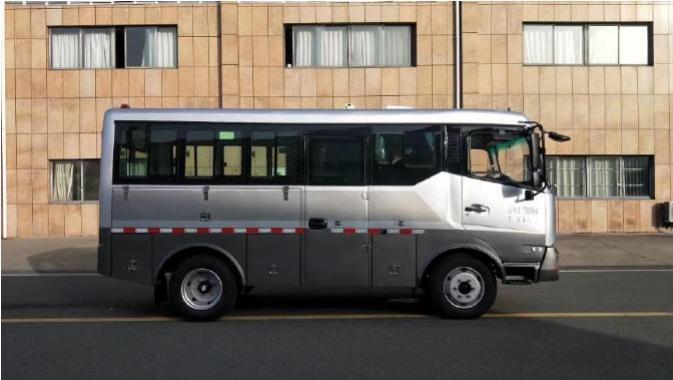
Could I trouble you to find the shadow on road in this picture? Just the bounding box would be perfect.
[26,247,97,273]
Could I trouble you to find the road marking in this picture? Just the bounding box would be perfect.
[3,311,673,324]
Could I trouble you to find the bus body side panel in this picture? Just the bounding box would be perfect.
[247,235,300,286]
[209,186,302,287]
[369,184,453,287]
[111,234,153,284]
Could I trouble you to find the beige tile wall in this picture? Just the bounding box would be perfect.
[463,1,672,232]
[5,1,455,237]
[7,1,669,236]
[219,2,454,110]
[5,3,220,237]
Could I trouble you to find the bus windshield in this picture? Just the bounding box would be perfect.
[469,131,532,187]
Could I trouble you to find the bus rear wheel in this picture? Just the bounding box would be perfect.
[428,254,497,319]
[169,255,238,321]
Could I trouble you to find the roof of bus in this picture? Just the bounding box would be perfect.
[104,108,530,127]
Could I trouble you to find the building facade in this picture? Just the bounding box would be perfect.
[3,1,672,238]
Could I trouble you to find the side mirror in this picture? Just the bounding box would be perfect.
[532,170,542,190]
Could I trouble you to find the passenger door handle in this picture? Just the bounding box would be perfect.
[465,204,490,213]
[308,218,327,230]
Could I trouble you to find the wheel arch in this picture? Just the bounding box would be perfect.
[154,244,246,288]
[419,245,504,288]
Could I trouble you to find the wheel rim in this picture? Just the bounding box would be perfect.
[180,268,223,311]
[442,266,485,309]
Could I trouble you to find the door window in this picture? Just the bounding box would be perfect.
[468,131,532,187]
[309,137,364,186]
[372,126,440,185]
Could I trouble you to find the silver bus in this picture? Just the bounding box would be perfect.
[98,108,568,320]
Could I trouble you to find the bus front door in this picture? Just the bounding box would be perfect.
[303,135,370,286]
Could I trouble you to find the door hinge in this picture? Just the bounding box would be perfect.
[123,185,129,201]
[203,186,210,201]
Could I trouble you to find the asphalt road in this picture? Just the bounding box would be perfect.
[2,270,673,379]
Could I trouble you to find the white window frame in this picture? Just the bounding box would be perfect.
[49,159,100,204]
[546,156,653,199]
[523,23,651,66]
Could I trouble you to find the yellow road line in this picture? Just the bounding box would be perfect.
[2,311,673,324]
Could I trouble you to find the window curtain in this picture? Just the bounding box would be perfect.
[52,162,75,202]
[51,28,80,68]
[142,27,157,67]
[523,25,553,64]
[588,157,619,197]
[293,26,315,66]
[554,26,583,64]
[588,25,618,64]
[349,26,381,66]
[83,28,112,68]
[383,26,411,66]
[619,26,648,65]
[155,27,177,67]
[317,27,347,66]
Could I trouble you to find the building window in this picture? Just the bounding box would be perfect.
[51,160,100,202]
[125,27,177,68]
[546,156,652,198]
[286,24,414,67]
[523,23,651,65]
[50,26,177,69]
[51,28,115,69]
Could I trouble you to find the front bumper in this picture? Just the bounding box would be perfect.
[537,246,559,282]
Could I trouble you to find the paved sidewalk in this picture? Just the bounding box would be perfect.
[1,234,672,273]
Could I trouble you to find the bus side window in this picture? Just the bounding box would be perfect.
[309,138,364,186]
[250,131,275,178]
[148,128,178,178]
[249,131,299,183]
[372,126,439,185]
[117,126,149,178]
[185,130,215,178]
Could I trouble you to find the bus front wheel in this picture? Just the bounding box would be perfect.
[428,253,497,319]
[169,255,238,321]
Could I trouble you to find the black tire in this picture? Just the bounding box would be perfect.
[428,253,497,319]
[169,254,238,321]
